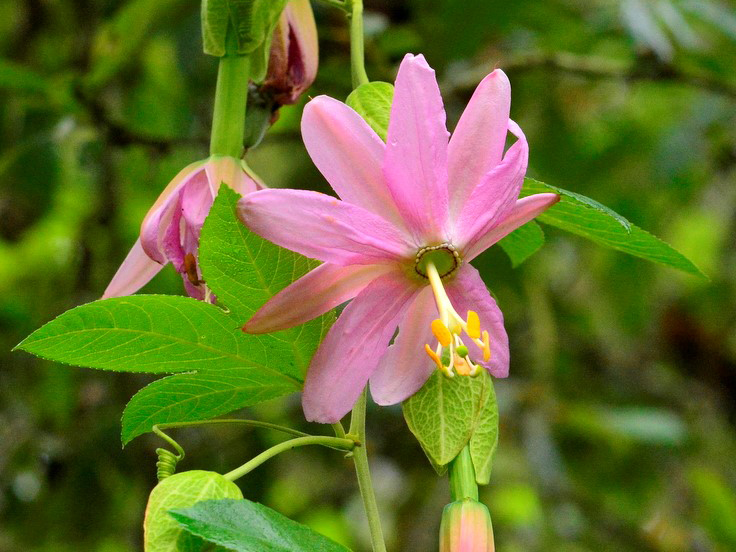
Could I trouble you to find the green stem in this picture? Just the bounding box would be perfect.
[448,446,479,501]
[155,419,309,438]
[347,0,369,88]
[348,389,386,552]
[209,32,250,158]
[223,436,356,482]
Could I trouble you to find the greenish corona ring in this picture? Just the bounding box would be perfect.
[414,243,462,279]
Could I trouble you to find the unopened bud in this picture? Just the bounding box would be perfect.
[439,498,495,552]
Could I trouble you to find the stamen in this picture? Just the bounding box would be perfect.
[431,320,452,347]
[424,344,443,371]
[466,311,480,339]
[482,330,491,362]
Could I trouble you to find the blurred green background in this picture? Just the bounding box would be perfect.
[2,0,735,550]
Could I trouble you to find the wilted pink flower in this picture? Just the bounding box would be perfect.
[104,156,261,300]
[439,499,495,552]
[262,0,318,106]
[238,54,558,423]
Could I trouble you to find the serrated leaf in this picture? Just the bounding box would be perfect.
[15,295,300,380]
[171,498,351,552]
[199,185,334,373]
[522,178,705,277]
[346,81,394,141]
[497,220,545,267]
[403,371,489,468]
[469,371,499,485]
[121,370,295,444]
[145,471,243,552]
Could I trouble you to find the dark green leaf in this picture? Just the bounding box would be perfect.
[403,371,489,468]
[522,178,705,277]
[469,371,499,485]
[145,471,243,552]
[345,82,394,141]
[497,221,545,267]
[171,498,351,552]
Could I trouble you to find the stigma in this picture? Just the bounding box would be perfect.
[423,261,491,378]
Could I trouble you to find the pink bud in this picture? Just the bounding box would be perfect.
[263,0,319,106]
[439,499,495,552]
[104,156,262,300]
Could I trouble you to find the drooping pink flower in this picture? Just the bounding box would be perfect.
[104,156,261,300]
[262,0,318,106]
[439,499,495,552]
[238,54,559,423]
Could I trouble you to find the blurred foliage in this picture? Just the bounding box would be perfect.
[1,0,735,551]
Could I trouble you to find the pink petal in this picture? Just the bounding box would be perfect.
[301,96,407,231]
[370,286,438,405]
[448,69,511,219]
[102,238,163,298]
[464,193,559,261]
[245,263,392,334]
[238,189,414,265]
[140,161,206,264]
[302,272,419,423]
[384,54,450,243]
[446,265,509,378]
[453,120,528,249]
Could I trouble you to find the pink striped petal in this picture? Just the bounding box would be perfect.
[446,265,509,378]
[370,286,438,405]
[238,189,414,265]
[102,239,163,298]
[384,54,450,243]
[245,263,392,334]
[453,120,528,249]
[301,96,406,231]
[448,69,511,219]
[464,193,559,261]
[302,272,420,423]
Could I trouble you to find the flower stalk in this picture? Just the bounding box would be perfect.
[449,446,479,501]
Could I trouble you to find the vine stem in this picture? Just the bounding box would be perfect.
[223,436,356,482]
[347,0,369,88]
[209,30,250,158]
[348,389,387,552]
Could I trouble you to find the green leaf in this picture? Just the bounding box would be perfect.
[522,178,705,277]
[199,185,333,373]
[121,371,295,444]
[346,82,394,141]
[497,221,545,267]
[403,371,489,468]
[171,498,351,552]
[469,371,499,485]
[145,471,243,552]
[0,59,49,93]
[15,295,299,379]
[202,0,288,57]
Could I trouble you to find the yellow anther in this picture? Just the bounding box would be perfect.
[466,310,480,339]
[482,330,491,362]
[425,344,444,371]
[431,319,453,347]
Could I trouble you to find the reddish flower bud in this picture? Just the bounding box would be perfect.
[262,0,319,106]
[439,499,495,552]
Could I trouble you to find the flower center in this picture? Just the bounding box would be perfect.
[423,260,491,378]
[415,243,461,279]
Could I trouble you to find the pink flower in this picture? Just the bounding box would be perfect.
[439,499,495,552]
[104,156,261,300]
[262,0,319,106]
[238,54,558,423]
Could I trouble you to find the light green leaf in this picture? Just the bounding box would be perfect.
[121,371,295,444]
[171,498,351,552]
[522,178,705,277]
[346,81,394,141]
[403,371,489,468]
[0,59,48,93]
[15,295,300,380]
[199,185,333,375]
[469,371,499,485]
[145,471,243,552]
[202,0,288,57]
[497,221,545,267]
